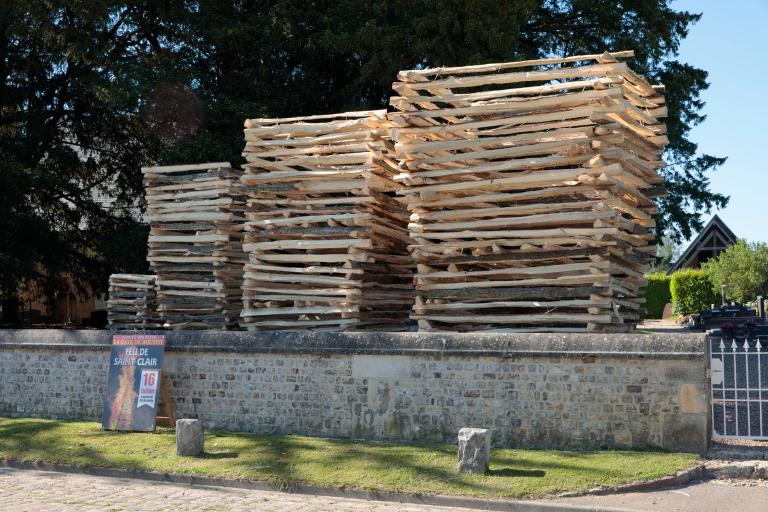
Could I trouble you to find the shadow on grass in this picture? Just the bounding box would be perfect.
[0,418,62,437]
[489,467,545,477]
[202,432,623,493]
[198,451,238,459]
[0,418,63,454]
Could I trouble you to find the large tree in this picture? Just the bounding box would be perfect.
[0,1,160,317]
[150,0,727,239]
[0,0,727,314]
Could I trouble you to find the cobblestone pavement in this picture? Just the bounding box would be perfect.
[0,467,491,512]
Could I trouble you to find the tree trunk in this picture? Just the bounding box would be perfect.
[1,294,21,326]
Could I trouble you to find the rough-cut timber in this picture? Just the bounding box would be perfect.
[107,274,161,330]
[240,110,413,331]
[388,50,666,332]
[142,162,245,330]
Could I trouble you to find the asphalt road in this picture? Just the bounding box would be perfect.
[548,480,768,512]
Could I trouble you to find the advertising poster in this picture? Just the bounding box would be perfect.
[102,334,166,432]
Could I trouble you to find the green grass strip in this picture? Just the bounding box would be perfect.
[0,417,698,499]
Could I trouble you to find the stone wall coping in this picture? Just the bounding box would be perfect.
[0,329,707,359]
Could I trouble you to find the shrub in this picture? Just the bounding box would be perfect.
[644,273,672,318]
[670,269,719,315]
[702,239,768,304]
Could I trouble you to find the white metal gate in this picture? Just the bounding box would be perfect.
[710,336,768,439]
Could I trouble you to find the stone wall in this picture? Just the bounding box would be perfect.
[0,330,710,453]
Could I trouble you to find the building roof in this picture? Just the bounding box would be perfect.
[669,215,737,273]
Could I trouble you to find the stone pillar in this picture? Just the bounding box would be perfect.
[176,419,204,456]
[457,427,490,473]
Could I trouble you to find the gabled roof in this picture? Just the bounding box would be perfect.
[669,215,737,273]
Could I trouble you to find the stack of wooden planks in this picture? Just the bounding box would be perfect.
[388,50,666,332]
[142,162,246,330]
[240,110,413,331]
[107,274,161,330]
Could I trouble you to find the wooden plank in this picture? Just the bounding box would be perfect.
[398,51,634,79]
[412,313,612,324]
[393,62,628,92]
[142,162,230,174]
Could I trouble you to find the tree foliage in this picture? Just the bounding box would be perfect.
[702,240,768,304]
[0,0,728,306]
[649,235,682,272]
[0,1,157,305]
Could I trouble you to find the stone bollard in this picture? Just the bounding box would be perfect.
[176,419,204,456]
[457,427,491,473]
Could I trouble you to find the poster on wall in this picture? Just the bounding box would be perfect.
[102,334,166,432]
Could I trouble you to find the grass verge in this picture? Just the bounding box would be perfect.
[0,417,698,499]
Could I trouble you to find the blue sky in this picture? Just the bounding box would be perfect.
[673,0,767,244]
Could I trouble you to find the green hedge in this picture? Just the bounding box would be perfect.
[670,269,719,315]
[644,273,672,318]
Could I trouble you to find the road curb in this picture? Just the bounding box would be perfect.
[557,464,705,497]
[0,458,636,511]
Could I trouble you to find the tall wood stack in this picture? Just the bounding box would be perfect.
[142,162,245,329]
[107,274,161,330]
[388,50,666,332]
[240,110,413,331]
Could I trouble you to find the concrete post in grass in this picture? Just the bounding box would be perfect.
[457,427,490,473]
[176,419,204,456]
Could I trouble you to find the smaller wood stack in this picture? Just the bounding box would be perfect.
[107,274,161,330]
[240,110,413,331]
[142,162,246,330]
